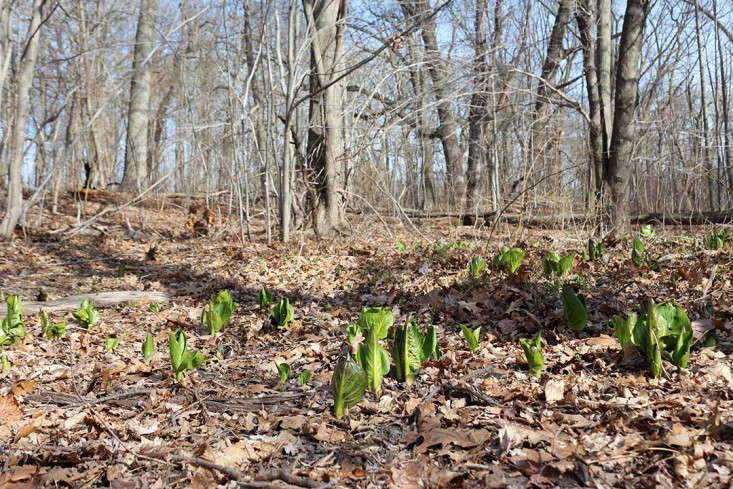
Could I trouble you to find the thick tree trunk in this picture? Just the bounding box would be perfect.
[605,0,651,234]
[0,0,45,239]
[121,0,159,194]
[303,0,349,236]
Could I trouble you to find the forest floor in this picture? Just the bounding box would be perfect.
[1,193,732,488]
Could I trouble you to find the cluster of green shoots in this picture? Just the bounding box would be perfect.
[258,287,295,328]
[332,307,438,418]
[702,229,730,250]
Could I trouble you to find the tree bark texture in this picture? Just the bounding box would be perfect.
[605,0,651,234]
[0,0,45,238]
[121,0,160,194]
[304,0,349,236]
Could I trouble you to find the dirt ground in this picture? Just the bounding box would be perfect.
[1,193,732,488]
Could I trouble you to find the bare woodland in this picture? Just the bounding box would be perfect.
[3,2,733,487]
[0,0,731,240]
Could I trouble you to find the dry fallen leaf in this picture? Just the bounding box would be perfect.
[0,395,24,424]
[544,379,565,403]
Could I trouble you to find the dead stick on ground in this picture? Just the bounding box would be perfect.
[256,468,322,488]
[410,365,500,421]
[172,456,321,489]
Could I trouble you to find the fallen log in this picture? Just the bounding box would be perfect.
[631,210,733,225]
[0,290,171,315]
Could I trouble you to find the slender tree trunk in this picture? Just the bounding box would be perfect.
[576,0,604,207]
[401,0,463,207]
[280,1,297,242]
[712,0,732,205]
[0,0,11,190]
[465,1,488,219]
[694,0,713,210]
[405,36,435,211]
[0,0,45,238]
[121,0,159,194]
[605,0,651,234]
[531,0,572,193]
[597,0,613,161]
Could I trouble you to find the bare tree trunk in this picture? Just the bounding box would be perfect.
[401,0,463,207]
[605,0,651,234]
[597,0,613,161]
[531,0,572,193]
[712,0,732,206]
[121,0,159,194]
[303,0,349,236]
[694,0,713,210]
[0,0,45,238]
[405,36,435,211]
[280,0,297,242]
[576,0,604,208]
[465,1,488,219]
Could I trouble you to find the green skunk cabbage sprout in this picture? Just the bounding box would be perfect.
[142,333,155,361]
[542,251,575,277]
[331,352,367,419]
[520,332,544,378]
[356,307,393,340]
[631,238,646,266]
[105,337,119,351]
[40,309,65,340]
[391,316,437,384]
[587,239,603,260]
[271,298,295,328]
[640,225,655,237]
[492,246,524,274]
[276,362,291,384]
[562,286,587,332]
[460,324,480,354]
[201,290,237,335]
[357,324,390,393]
[169,330,206,382]
[467,256,487,280]
[703,229,729,250]
[1,296,25,345]
[257,287,273,309]
[298,369,312,385]
[612,300,693,378]
[73,299,100,329]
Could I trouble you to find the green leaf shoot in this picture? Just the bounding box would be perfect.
[258,287,273,309]
[276,362,291,384]
[298,369,312,385]
[460,324,481,354]
[562,286,587,332]
[201,290,237,335]
[271,297,295,328]
[331,352,367,419]
[520,332,544,378]
[142,333,154,361]
[72,299,100,329]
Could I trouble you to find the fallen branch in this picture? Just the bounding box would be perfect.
[0,290,171,315]
[172,456,323,489]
